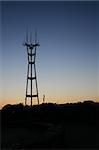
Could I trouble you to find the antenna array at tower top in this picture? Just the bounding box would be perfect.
[25,29,39,43]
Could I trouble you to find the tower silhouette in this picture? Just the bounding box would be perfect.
[24,31,39,106]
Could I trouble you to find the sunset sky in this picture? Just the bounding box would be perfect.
[1,1,99,108]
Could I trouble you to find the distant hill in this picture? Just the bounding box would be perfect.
[1,100,99,149]
[1,100,99,125]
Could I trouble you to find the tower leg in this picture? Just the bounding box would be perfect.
[25,97,27,106]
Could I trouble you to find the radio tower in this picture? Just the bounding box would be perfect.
[24,30,39,106]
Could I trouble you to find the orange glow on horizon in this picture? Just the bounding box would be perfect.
[0,96,99,109]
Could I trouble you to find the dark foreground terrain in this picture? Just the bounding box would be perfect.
[1,100,99,149]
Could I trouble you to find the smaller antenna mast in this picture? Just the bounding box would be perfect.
[43,95,45,103]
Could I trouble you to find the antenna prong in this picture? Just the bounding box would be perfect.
[35,28,37,44]
[30,32,32,44]
[26,27,28,43]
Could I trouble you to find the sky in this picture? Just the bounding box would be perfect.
[0,1,99,108]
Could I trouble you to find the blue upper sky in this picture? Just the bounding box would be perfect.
[1,1,99,106]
